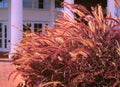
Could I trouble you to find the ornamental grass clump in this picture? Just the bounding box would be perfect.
[11,2,120,87]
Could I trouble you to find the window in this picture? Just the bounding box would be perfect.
[23,0,44,9]
[23,0,32,8]
[43,0,50,10]
[0,24,8,49]
[23,23,31,32]
[34,23,42,33]
[39,0,43,8]
[34,0,38,8]
[0,0,8,8]
[55,0,63,8]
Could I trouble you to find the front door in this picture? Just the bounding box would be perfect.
[0,23,9,52]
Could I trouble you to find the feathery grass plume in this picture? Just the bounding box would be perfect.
[12,2,120,87]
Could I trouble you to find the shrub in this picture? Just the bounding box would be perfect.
[11,2,120,87]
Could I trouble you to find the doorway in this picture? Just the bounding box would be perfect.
[0,22,9,52]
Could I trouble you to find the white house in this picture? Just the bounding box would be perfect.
[0,0,119,55]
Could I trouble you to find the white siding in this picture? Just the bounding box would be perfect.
[23,9,51,22]
[0,8,51,22]
[0,8,8,21]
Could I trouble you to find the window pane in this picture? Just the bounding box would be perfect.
[34,24,38,28]
[0,33,2,38]
[55,0,63,8]
[39,0,43,8]
[23,23,31,32]
[34,0,39,8]
[0,0,3,8]
[0,27,2,32]
[34,23,42,33]
[0,23,2,38]
[0,0,8,8]
[4,25,7,38]
[0,39,2,48]
[3,0,8,8]
[23,0,32,8]
[39,24,42,28]
[44,0,50,10]
[4,39,7,48]
[23,0,45,9]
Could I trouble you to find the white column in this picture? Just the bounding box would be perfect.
[50,0,55,27]
[64,0,74,19]
[8,0,23,59]
[107,0,116,17]
[64,0,74,4]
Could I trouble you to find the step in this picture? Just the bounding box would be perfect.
[0,52,9,58]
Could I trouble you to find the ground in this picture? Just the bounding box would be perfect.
[0,57,21,87]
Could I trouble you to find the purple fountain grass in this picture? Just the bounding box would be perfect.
[11,2,120,87]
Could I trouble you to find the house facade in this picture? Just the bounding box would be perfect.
[0,0,119,54]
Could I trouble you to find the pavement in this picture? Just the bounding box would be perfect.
[0,53,22,87]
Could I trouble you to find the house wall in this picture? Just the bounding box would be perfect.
[0,8,51,22]
[23,9,51,22]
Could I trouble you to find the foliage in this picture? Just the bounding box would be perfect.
[12,2,120,87]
